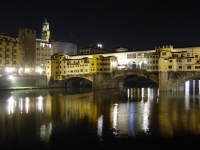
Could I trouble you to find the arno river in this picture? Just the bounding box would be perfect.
[0,87,200,149]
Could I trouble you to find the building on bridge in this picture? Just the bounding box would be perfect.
[46,53,118,81]
[146,45,200,72]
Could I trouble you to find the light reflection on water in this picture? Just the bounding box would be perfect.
[0,87,200,149]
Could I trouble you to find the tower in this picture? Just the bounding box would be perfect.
[41,19,50,42]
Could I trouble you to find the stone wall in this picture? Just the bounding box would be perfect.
[0,76,47,88]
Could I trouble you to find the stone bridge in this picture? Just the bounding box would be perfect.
[50,70,200,91]
[159,71,200,91]
[54,70,158,89]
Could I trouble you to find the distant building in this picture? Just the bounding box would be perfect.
[51,41,77,55]
[18,19,53,75]
[0,34,22,75]
[18,28,36,74]
[78,43,109,55]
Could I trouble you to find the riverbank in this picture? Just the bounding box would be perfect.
[0,86,61,91]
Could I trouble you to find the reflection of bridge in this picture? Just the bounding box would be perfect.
[52,70,200,91]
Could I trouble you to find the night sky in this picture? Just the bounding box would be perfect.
[1,0,200,50]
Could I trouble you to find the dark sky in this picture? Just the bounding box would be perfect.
[1,0,200,50]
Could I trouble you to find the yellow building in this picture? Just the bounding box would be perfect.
[46,53,118,80]
[146,45,200,72]
[0,34,22,75]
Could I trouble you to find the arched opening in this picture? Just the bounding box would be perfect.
[127,61,137,70]
[64,77,92,88]
[123,75,158,88]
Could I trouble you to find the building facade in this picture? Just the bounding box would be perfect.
[18,28,36,75]
[0,34,22,75]
[46,53,118,80]
[146,45,200,72]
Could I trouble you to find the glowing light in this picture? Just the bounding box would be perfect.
[36,68,43,75]
[8,75,14,80]
[25,68,30,72]
[144,60,147,64]
[5,67,14,73]
[98,44,102,48]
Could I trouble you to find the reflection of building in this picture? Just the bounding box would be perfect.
[0,34,23,75]
[46,53,118,80]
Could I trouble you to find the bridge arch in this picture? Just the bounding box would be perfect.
[60,76,93,87]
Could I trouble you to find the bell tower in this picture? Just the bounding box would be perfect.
[41,19,50,42]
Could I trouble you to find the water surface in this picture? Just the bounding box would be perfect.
[0,87,200,149]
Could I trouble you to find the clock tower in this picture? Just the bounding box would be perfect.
[41,19,50,42]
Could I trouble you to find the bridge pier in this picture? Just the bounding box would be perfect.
[92,73,124,89]
[159,72,185,92]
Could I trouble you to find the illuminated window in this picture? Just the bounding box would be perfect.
[137,53,146,58]
[127,54,136,59]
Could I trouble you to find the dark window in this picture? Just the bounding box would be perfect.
[195,66,200,69]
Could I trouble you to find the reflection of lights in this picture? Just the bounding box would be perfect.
[185,81,190,111]
[97,115,103,137]
[19,98,23,113]
[142,102,150,132]
[142,88,144,101]
[25,97,29,113]
[144,60,147,64]
[37,96,43,112]
[8,75,14,80]
[185,81,189,92]
[113,104,118,134]
[40,125,46,141]
[40,122,52,142]
[130,103,135,136]
[7,96,16,114]
[127,88,130,99]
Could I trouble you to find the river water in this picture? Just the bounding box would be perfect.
[0,87,200,149]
